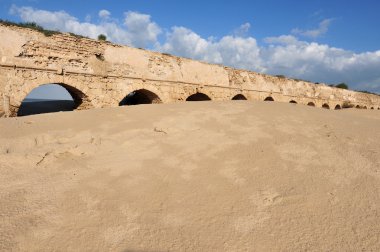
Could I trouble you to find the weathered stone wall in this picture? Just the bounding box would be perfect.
[1,24,379,117]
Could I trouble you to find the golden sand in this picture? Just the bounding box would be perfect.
[1,101,379,251]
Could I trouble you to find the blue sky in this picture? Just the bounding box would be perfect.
[1,0,380,98]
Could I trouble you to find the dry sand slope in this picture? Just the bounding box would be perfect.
[0,101,380,251]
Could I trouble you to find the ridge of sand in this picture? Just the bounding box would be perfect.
[1,101,380,251]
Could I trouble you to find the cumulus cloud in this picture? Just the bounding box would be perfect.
[10,5,160,48]
[158,27,211,60]
[261,35,380,92]
[292,18,334,39]
[158,26,263,71]
[233,22,251,37]
[98,9,111,20]
[263,35,301,45]
[85,14,92,23]
[124,11,161,48]
[157,23,380,92]
[9,5,380,93]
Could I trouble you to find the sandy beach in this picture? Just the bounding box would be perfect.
[1,101,380,251]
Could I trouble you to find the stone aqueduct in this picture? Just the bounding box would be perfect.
[1,24,380,117]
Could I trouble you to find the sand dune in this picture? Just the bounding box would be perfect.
[0,101,380,251]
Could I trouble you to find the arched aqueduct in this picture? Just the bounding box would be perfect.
[1,23,379,117]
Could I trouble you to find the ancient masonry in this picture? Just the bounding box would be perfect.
[1,24,380,117]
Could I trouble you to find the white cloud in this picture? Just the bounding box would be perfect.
[124,11,161,48]
[85,14,92,23]
[9,6,380,93]
[157,26,263,72]
[158,27,210,60]
[157,22,380,92]
[10,5,160,48]
[292,18,334,39]
[263,35,301,45]
[98,9,111,20]
[261,35,380,92]
[233,22,251,37]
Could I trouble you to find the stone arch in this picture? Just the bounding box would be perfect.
[355,105,361,109]
[335,104,342,110]
[17,83,89,116]
[126,82,169,103]
[363,106,367,109]
[232,94,247,100]
[322,103,330,109]
[307,102,315,107]
[264,96,274,101]
[289,100,297,104]
[186,92,211,101]
[371,107,374,110]
[119,89,162,106]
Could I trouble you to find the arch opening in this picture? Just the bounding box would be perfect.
[264,96,274,101]
[371,107,374,110]
[17,83,84,116]
[355,105,361,109]
[232,94,247,100]
[119,89,162,106]
[335,104,342,110]
[186,93,211,101]
[322,103,330,109]
[289,100,297,104]
[363,106,367,109]
[307,102,315,107]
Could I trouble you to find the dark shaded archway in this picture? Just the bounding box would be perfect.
[355,105,361,109]
[17,83,85,116]
[371,107,374,110]
[119,89,162,106]
[363,106,367,109]
[307,102,315,107]
[335,104,341,110]
[264,96,274,101]
[232,94,247,100]
[289,100,297,104]
[322,103,330,109]
[186,93,211,101]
